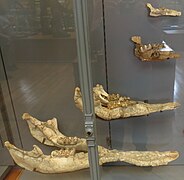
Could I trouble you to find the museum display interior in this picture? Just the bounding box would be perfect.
[1,0,184,179]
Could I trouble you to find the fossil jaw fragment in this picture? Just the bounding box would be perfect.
[131,36,180,62]
[74,84,180,120]
[22,113,88,151]
[146,3,181,17]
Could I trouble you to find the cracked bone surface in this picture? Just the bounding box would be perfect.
[74,84,179,120]
[131,36,180,62]
[146,3,181,17]
[5,114,179,174]
[4,141,179,173]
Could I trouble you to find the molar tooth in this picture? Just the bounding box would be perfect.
[148,44,152,49]
[74,137,78,142]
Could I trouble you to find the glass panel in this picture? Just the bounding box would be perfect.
[87,0,110,148]
[0,0,108,178]
[0,51,20,165]
[103,0,184,170]
[0,0,81,150]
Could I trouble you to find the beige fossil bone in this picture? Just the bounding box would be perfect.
[5,141,179,173]
[146,3,181,17]
[131,36,180,62]
[22,113,88,151]
[74,84,180,120]
[5,140,179,173]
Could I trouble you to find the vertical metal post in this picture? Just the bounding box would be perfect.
[73,0,100,180]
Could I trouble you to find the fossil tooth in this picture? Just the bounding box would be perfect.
[140,47,144,52]
[148,44,152,49]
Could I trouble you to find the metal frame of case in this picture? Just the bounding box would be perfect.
[74,0,100,179]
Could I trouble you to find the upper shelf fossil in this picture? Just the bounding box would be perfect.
[4,114,179,173]
[131,36,180,62]
[146,3,181,17]
[74,84,180,120]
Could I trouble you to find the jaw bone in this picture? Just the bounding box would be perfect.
[146,3,181,17]
[74,84,180,120]
[131,36,180,62]
[22,113,88,151]
[5,114,179,173]
[5,141,179,173]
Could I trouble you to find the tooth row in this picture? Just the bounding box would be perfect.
[140,44,153,52]
[51,148,76,157]
[57,137,79,145]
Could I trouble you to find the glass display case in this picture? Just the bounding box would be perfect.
[0,0,184,179]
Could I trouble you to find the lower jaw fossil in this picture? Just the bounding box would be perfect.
[131,36,180,62]
[95,102,179,120]
[22,113,88,151]
[135,49,180,62]
[146,3,181,17]
[4,114,179,173]
[5,141,179,173]
[74,84,180,120]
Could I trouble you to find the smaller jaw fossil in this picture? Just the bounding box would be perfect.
[131,36,180,62]
[22,113,88,151]
[146,3,181,17]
